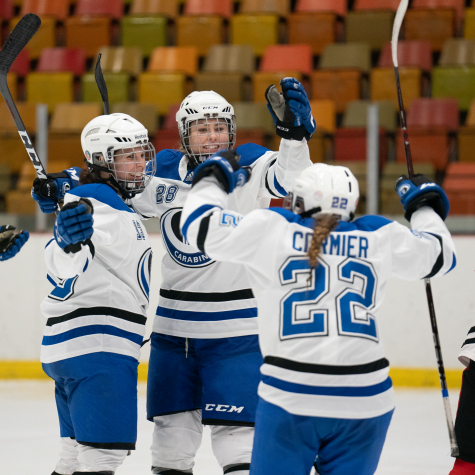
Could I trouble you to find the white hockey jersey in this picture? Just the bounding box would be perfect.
[180,177,457,419]
[130,140,312,338]
[41,184,152,364]
[458,328,475,367]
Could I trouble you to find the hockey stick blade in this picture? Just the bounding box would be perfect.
[0,14,41,73]
[95,53,109,115]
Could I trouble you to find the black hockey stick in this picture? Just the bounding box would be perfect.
[0,13,46,179]
[95,53,109,115]
[392,0,458,458]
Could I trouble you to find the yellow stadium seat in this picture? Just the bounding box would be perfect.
[458,99,475,162]
[176,16,224,57]
[26,72,74,113]
[66,16,111,58]
[82,73,131,105]
[148,46,198,76]
[138,72,186,115]
[252,71,303,102]
[309,100,336,134]
[6,163,37,215]
[230,14,278,56]
[9,16,55,60]
[370,67,421,109]
[95,47,143,77]
[465,9,475,39]
[111,102,159,136]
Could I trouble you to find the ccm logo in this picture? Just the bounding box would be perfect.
[204,404,244,413]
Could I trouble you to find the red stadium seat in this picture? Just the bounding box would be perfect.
[37,48,86,76]
[260,44,313,76]
[412,0,465,30]
[295,0,347,17]
[21,0,69,21]
[0,0,13,20]
[443,163,475,214]
[9,48,30,77]
[184,0,233,18]
[378,40,433,73]
[75,0,124,20]
[407,98,459,130]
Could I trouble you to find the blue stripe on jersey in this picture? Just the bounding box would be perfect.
[157,306,258,321]
[45,238,54,249]
[262,375,393,397]
[236,143,271,167]
[154,149,185,181]
[181,204,218,241]
[268,208,316,227]
[446,253,457,274]
[69,183,134,213]
[42,325,143,346]
[273,175,287,196]
[47,274,56,286]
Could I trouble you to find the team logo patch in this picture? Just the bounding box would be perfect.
[137,248,153,300]
[85,150,91,159]
[161,208,214,268]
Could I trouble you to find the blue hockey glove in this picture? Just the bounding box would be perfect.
[265,77,315,141]
[395,174,450,221]
[31,171,77,214]
[54,199,94,254]
[0,225,29,261]
[192,150,252,194]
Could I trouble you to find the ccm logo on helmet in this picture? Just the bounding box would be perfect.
[204,404,244,413]
[203,106,219,110]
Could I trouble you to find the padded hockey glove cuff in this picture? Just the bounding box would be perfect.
[0,225,29,261]
[32,171,72,214]
[395,174,450,221]
[192,150,251,194]
[54,198,94,254]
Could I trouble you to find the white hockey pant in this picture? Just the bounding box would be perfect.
[54,437,128,474]
[151,410,254,474]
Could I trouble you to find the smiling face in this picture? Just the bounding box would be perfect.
[187,118,231,157]
[112,146,146,183]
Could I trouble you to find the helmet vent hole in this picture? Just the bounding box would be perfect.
[349,183,352,192]
[106,129,116,133]
[85,127,100,137]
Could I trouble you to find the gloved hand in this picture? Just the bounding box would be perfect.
[0,225,29,261]
[54,199,94,254]
[265,77,316,141]
[192,150,252,193]
[31,171,74,214]
[395,174,450,221]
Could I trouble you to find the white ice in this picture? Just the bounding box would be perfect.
[0,381,458,474]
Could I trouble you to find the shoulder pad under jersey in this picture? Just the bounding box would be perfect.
[236,143,272,167]
[155,149,185,181]
[69,183,134,213]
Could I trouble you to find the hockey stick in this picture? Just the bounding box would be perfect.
[0,14,46,179]
[392,0,459,458]
[95,53,109,115]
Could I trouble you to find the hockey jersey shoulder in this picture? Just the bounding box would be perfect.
[68,183,134,213]
[336,215,392,233]
[267,207,315,229]
[155,149,184,181]
[236,143,272,167]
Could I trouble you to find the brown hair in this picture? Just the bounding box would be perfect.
[307,214,339,285]
[79,166,98,185]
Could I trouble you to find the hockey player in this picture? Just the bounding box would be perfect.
[180,153,457,475]
[0,225,29,261]
[32,78,315,475]
[41,113,156,475]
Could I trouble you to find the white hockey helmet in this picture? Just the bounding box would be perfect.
[81,113,156,198]
[176,90,236,165]
[287,163,359,221]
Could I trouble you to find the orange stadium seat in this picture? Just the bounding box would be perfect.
[66,17,111,58]
[75,0,124,20]
[353,0,401,10]
[21,0,69,21]
[184,0,233,18]
[9,16,56,60]
[130,0,179,18]
[37,48,86,76]
[287,13,337,56]
[148,46,198,76]
[443,163,475,214]
[396,98,459,170]
[295,0,346,17]
[240,0,290,17]
[138,72,186,115]
[230,14,279,56]
[378,40,433,72]
[260,44,313,76]
[411,0,465,31]
[252,71,303,102]
[176,16,224,57]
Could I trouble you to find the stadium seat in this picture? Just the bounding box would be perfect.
[37,48,87,76]
[236,130,266,148]
[194,73,246,102]
[371,67,422,109]
[230,14,279,56]
[252,71,303,103]
[345,11,394,51]
[130,0,179,18]
[239,0,289,16]
[0,164,11,198]
[342,100,397,132]
[0,0,13,20]
[443,163,475,214]
[233,102,275,134]
[9,48,30,77]
[260,45,313,76]
[9,16,55,60]
[310,99,336,134]
[295,0,346,17]
[404,9,455,51]
[82,72,131,105]
[184,0,233,18]
[6,163,37,214]
[148,46,198,76]
[378,40,433,72]
[176,16,224,57]
[287,13,337,56]
[6,73,17,101]
[66,17,111,58]
[95,47,143,76]
[439,39,475,66]
[75,0,124,20]
[111,102,158,136]
[411,0,465,31]
[432,67,475,110]
[138,72,186,115]
[203,45,255,75]
[20,0,69,21]
[26,72,74,113]
[465,9,475,40]
[458,99,475,162]
[311,70,361,114]
[121,16,167,57]
[0,102,38,173]
[353,0,401,10]
[319,43,372,73]
[395,98,458,170]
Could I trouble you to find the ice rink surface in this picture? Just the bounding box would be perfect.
[0,381,459,475]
